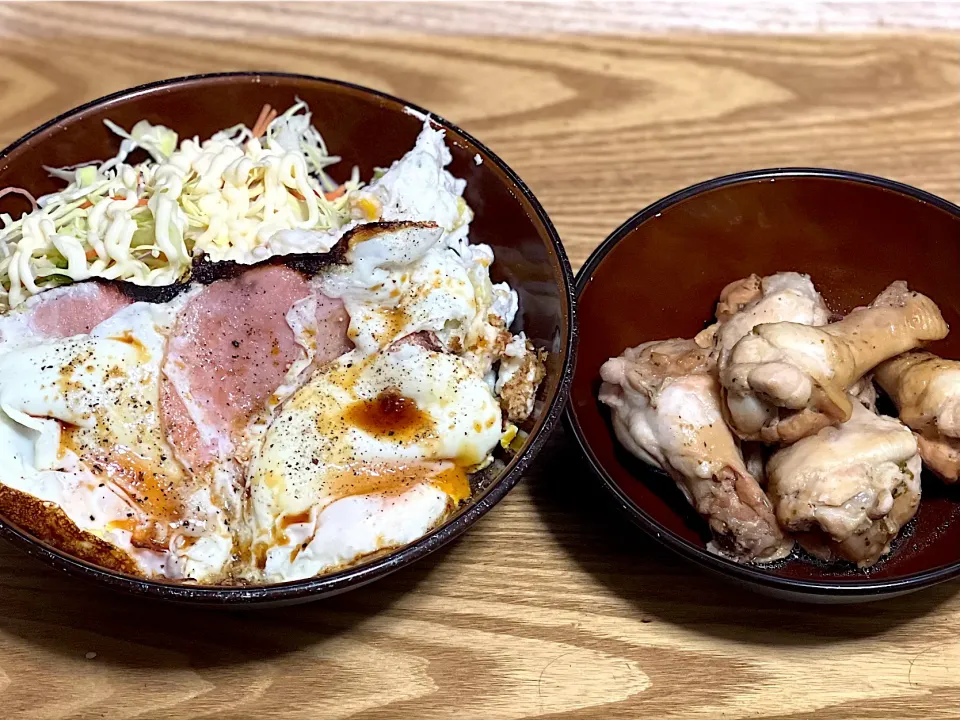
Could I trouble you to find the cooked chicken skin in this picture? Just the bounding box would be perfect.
[722,281,948,444]
[767,401,921,567]
[715,274,763,323]
[876,351,960,482]
[705,272,831,369]
[599,338,793,563]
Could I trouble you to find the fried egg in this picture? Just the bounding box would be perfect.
[245,341,503,582]
[320,222,518,376]
[0,292,234,581]
[350,119,466,238]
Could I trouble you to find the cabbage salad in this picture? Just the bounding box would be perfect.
[0,101,364,310]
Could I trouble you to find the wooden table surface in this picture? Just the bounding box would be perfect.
[2,3,960,718]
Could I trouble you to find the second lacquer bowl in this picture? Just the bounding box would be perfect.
[567,168,960,603]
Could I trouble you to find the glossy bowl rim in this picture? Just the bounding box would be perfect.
[0,71,578,604]
[566,166,960,599]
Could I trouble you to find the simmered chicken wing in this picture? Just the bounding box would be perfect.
[599,338,792,562]
[698,272,831,368]
[767,402,921,567]
[721,281,948,444]
[876,351,960,482]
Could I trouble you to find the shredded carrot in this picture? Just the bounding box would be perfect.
[100,196,148,206]
[323,185,346,201]
[79,200,94,210]
[252,104,271,136]
[252,104,278,139]
[85,248,97,261]
[289,188,305,201]
[264,109,278,135]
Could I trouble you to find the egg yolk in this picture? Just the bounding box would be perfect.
[354,197,381,222]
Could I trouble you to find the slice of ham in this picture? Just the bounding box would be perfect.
[161,264,352,472]
[0,282,133,344]
[31,282,132,337]
[315,292,353,365]
[159,381,210,471]
[390,330,444,353]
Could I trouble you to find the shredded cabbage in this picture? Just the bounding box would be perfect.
[0,101,362,309]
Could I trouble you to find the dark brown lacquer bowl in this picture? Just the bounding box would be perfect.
[568,169,960,604]
[0,73,576,605]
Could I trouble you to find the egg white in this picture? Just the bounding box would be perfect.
[320,222,518,375]
[350,120,466,238]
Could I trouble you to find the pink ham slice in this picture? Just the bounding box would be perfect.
[8,282,133,340]
[312,287,355,371]
[161,264,351,472]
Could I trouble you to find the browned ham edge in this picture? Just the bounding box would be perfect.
[93,221,444,305]
[112,238,351,304]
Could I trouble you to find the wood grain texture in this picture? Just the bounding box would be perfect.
[1,3,960,718]
[5,1,960,36]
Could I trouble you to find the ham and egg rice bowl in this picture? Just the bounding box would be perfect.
[0,100,546,584]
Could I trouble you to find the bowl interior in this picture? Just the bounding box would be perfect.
[570,171,960,586]
[0,74,573,600]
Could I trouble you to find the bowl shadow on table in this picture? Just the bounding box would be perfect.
[529,426,960,646]
[0,536,456,669]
